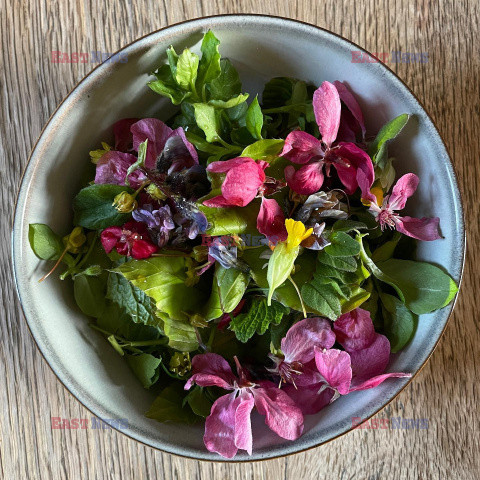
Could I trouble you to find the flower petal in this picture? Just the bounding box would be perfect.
[333,81,366,138]
[283,383,334,415]
[185,353,236,390]
[356,167,377,204]
[257,198,287,243]
[349,333,391,381]
[253,382,304,440]
[130,118,173,169]
[206,157,255,173]
[204,392,238,458]
[388,173,419,210]
[282,317,336,364]
[202,194,235,208]
[234,390,255,455]
[95,151,147,189]
[313,81,341,147]
[220,161,266,206]
[333,308,376,352]
[395,215,441,241]
[100,226,122,253]
[349,372,411,392]
[314,348,352,395]
[158,128,198,174]
[281,131,323,164]
[113,118,139,151]
[284,163,324,195]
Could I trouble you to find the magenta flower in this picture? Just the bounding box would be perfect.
[359,172,441,241]
[112,118,139,151]
[185,353,304,458]
[203,157,269,208]
[95,151,148,189]
[334,81,366,143]
[281,81,374,196]
[256,197,287,243]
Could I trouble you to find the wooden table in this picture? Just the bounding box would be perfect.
[1,1,478,478]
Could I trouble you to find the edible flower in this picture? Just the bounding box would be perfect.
[132,203,175,248]
[112,191,138,213]
[185,353,304,458]
[256,197,287,244]
[100,221,157,259]
[359,172,441,241]
[281,81,374,196]
[95,151,148,189]
[285,219,313,251]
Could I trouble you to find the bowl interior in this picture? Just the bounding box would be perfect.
[13,15,464,461]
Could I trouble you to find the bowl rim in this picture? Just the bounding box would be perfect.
[12,13,466,463]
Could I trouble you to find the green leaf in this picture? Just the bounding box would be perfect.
[166,46,179,78]
[245,96,263,140]
[267,243,299,305]
[301,275,343,320]
[332,219,368,233]
[371,233,401,263]
[184,386,213,418]
[368,114,410,162]
[230,297,288,343]
[375,259,458,315]
[148,65,190,105]
[193,103,220,142]
[197,30,221,86]
[185,131,225,155]
[208,59,242,101]
[112,257,203,321]
[324,231,361,257]
[175,49,199,91]
[380,293,416,353]
[28,224,64,261]
[240,139,284,162]
[125,353,162,388]
[106,272,159,327]
[317,250,358,272]
[146,383,198,424]
[199,201,259,236]
[74,275,106,318]
[216,265,250,313]
[209,93,249,109]
[125,139,147,186]
[73,184,134,230]
[340,285,371,313]
[158,314,198,352]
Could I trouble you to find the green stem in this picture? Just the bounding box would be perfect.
[262,103,309,114]
[288,275,307,317]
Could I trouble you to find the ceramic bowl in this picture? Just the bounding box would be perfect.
[13,14,464,461]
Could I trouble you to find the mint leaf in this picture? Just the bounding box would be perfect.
[380,293,416,353]
[125,353,162,388]
[193,103,220,142]
[175,49,199,91]
[317,250,358,272]
[368,114,410,163]
[73,184,134,230]
[146,383,198,424]
[230,297,288,343]
[240,139,284,162]
[301,275,343,320]
[148,65,190,105]
[28,223,64,261]
[74,275,107,318]
[208,59,242,101]
[197,30,221,86]
[324,231,361,257]
[246,96,263,140]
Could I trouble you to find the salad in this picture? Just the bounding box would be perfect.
[28,31,458,458]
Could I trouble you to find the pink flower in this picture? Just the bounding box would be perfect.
[112,118,139,151]
[256,197,287,243]
[281,81,374,196]
[203,157,269,208]
[100,221,158,259]
[185,353,304,458]
[95,151,148,189]
[359,172,441,241]
[334,81,366,143]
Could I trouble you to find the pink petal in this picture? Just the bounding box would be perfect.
[257,198,287,242]
[202,195,236,208]
[100,227,122,253]
[334,308,376,352]
[282,318,336,364]
[313,81,341,147]
[349,372,411,392]
[349,334,391,381]
[356,167,377,204]
[284,383,334,415]
[336,110,358,143]
[388,173,419,210]
[281,131,324,165]
[233,390,255,455]
[314,348,352,395]
[220,161,266,206]
[95,151,147,189]
[130,118,173,169]
[333,81,366,137]
[253,382,304,440]
[131,239,158,259]
[284,163,324,195]
[395,216,441,241]
[204,392,238,458]
[112,118,139,151]
[185,353,236,390]
[206,157,255,173]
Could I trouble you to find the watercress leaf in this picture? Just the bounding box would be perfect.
[368,114,410,162]
[193,103,220,142]
[245,96,263,140]
[375,259,459,315]
[216,264,250,313]
[324,231,361,257]
[208,58,242,101]
[230,297,288,343]
[197,30,221,86]
[317,250,357,272]
[184,386,213,418]
[73,184,134,230]
[175,49,199,91]
[74,275,106,318]
[112,257,204,321]
[301,276,342,321]
[148,65,190,105]
[209,93,249,109]
[262,77,297,108]
[240,139,285,162]
[125,353,162,388]
[166,46,179,78]
[380,293,416,353]
[146,383,198,424]
[28,223,64,260]
[267,243,299,305]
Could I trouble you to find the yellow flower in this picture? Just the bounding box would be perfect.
[284,219,313,251]
[63,227,86,253]
[112,191,138,213]
[362,185,384,207]
[89,142,111,164]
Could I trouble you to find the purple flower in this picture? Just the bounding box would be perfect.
[172,199,208,242]
[95,151,147,189]
[185,354,304,458]
[132,204,174,248]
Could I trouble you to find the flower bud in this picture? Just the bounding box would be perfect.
[145,184,167,201]
[169,352,191,377]
[63,227,86,253]
[112,191,137,213]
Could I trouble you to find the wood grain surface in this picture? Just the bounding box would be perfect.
[1,1,478,479]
